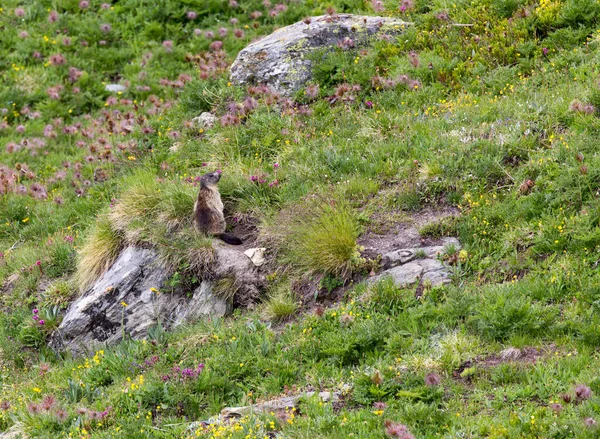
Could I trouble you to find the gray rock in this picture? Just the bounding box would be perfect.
[51,244,263,355]
[173,281,227,325]
[230,14,411,95]
[213,244,265,304]
[369,238,460,287]
[369,258,451,287]
[381,237,460,268]
[188,391,340,432]
[192,112,218,129]
[105,84,127,93]
[221,391,339,419]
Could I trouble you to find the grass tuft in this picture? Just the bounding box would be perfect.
[75,215,123,293]
[213,276,240,301]
[108,171,164,233]
[41,280,75,309]
[261,283,299,322]
[153,227,215,276]
[284,203,361,277]
[74,171,210,292]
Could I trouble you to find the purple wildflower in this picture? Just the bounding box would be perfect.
[550,403,563,413]
[424,373,442,387]
[384,420,415,439]
[575,384,593,401]
[373,401,387,410]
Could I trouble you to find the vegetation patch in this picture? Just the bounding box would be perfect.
[3,0,600,436]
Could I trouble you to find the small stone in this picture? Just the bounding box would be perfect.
[105,84,127,93]
[369,260,428,286]
[244,247,266,266]
[220,391,339,419]
[192,112,218,129]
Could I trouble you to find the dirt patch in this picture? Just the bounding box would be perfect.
[227,213,260,250]
[479,345,555,367]
[292,276,348,307]
[358,205,460,256]
[453,344,557,380]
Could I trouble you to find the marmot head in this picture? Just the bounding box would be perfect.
[200,171,221,188]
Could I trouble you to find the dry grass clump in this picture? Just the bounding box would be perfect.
[109,171,196,237]
[213,276,240,301]
[75,215,123,292]
[75,171,211,292]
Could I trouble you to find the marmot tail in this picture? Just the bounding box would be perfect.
[218,233,243,245]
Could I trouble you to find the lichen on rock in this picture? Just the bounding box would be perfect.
[230,14,411,95]
[50,244,265,355]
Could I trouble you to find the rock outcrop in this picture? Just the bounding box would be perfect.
[188,391,341,432]
[368,238,460,287]
[220,391,339,419]
[230,14,411,95]
[51,244,264,355]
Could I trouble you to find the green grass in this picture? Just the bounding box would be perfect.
[261,282,299,322]
[41,279,75,309]
[283,202,362,278]
[3,0,600,436]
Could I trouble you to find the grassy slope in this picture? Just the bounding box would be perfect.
[3,0,600,437]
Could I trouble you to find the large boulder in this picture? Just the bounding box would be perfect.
[50,245,264,355]
[230,14,411,96]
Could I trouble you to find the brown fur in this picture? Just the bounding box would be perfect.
[194,173,225,234]
[193,172,242,245]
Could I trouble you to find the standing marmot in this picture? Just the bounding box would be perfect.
[193,171,243,245]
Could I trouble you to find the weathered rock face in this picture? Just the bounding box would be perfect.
[230,14,410,95]
[368,238,460,287]
[51,244,264,355]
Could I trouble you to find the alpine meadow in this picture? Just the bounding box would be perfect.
[3,0,600,438]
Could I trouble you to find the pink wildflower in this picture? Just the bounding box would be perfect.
[162,40,173,52]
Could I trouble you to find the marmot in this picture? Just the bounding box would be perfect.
[193,171,243,245]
